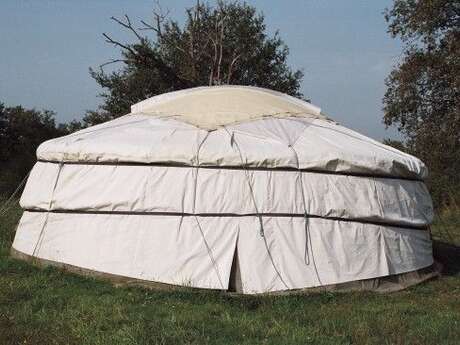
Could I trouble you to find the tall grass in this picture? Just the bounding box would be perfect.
[433,205,460,244]
[0,197,22,256]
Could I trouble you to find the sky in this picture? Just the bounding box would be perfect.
[0,0,403,140]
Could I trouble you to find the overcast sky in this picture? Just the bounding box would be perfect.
[0,0,403,140]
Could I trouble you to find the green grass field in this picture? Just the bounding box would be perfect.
[1,200,459,345]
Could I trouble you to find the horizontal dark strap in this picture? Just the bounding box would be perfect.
[36,159,424,182]
[24,208,429,231]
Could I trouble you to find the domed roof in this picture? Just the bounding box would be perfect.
[37,86,427,180]
[130,86,327,130]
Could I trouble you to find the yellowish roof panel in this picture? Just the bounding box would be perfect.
[130,86,326,130]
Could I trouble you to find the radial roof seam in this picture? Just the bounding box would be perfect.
[286,117,419,162]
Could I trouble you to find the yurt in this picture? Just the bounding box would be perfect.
[11,86,436,294]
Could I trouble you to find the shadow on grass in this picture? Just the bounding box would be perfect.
[433,240,460,276]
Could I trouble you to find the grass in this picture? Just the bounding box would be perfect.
[0,199,459,345]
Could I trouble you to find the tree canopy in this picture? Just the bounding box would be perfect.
[86,0,304,125]
[0,103,67,194]
[383,0,460,205]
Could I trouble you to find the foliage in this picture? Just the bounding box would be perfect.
[1,200,460,345]
[86,1,304,125]
[382,138,408,153]
[0,103,67,195]
[383,0,460,206]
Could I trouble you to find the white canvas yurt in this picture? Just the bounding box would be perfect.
[11,86,436,294]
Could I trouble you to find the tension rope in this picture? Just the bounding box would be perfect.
[0,170,31,218]
[31,162,64,258]
[287,139,323,286]
[224,126,290,290]
[192,131,225,290]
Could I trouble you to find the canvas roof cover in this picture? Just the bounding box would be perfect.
[35,86,427,179]
[130,86,326,130]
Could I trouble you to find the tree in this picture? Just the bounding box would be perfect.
[383,0,460,205]
[0,103,66,195]
[87,0,304,125]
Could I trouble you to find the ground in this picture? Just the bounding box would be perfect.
[0,200,459,345]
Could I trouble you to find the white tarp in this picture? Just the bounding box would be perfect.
[12,86,434,294]
[13,212,432,293]
[36,115,427,179]
[21,162,432,227]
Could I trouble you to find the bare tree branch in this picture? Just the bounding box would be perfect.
[227,53,241,84]
[208,36,218,85]
[188,1,201,79]
[102,33,137,56]
[140,18,188,57]
[216,16,226,85]
[139,20,158,33]
[102,32,191,88]
[99,59,127,69]
[139,0,169,39]
[110,15,143,41]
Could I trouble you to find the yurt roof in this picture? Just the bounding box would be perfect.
[130,86,328,130]
[36,86,427,180]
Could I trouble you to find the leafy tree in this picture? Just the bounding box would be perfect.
[87,0,304,125]
[383,0,460,205]
[382,138,408,153]
[0,103,66,195]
